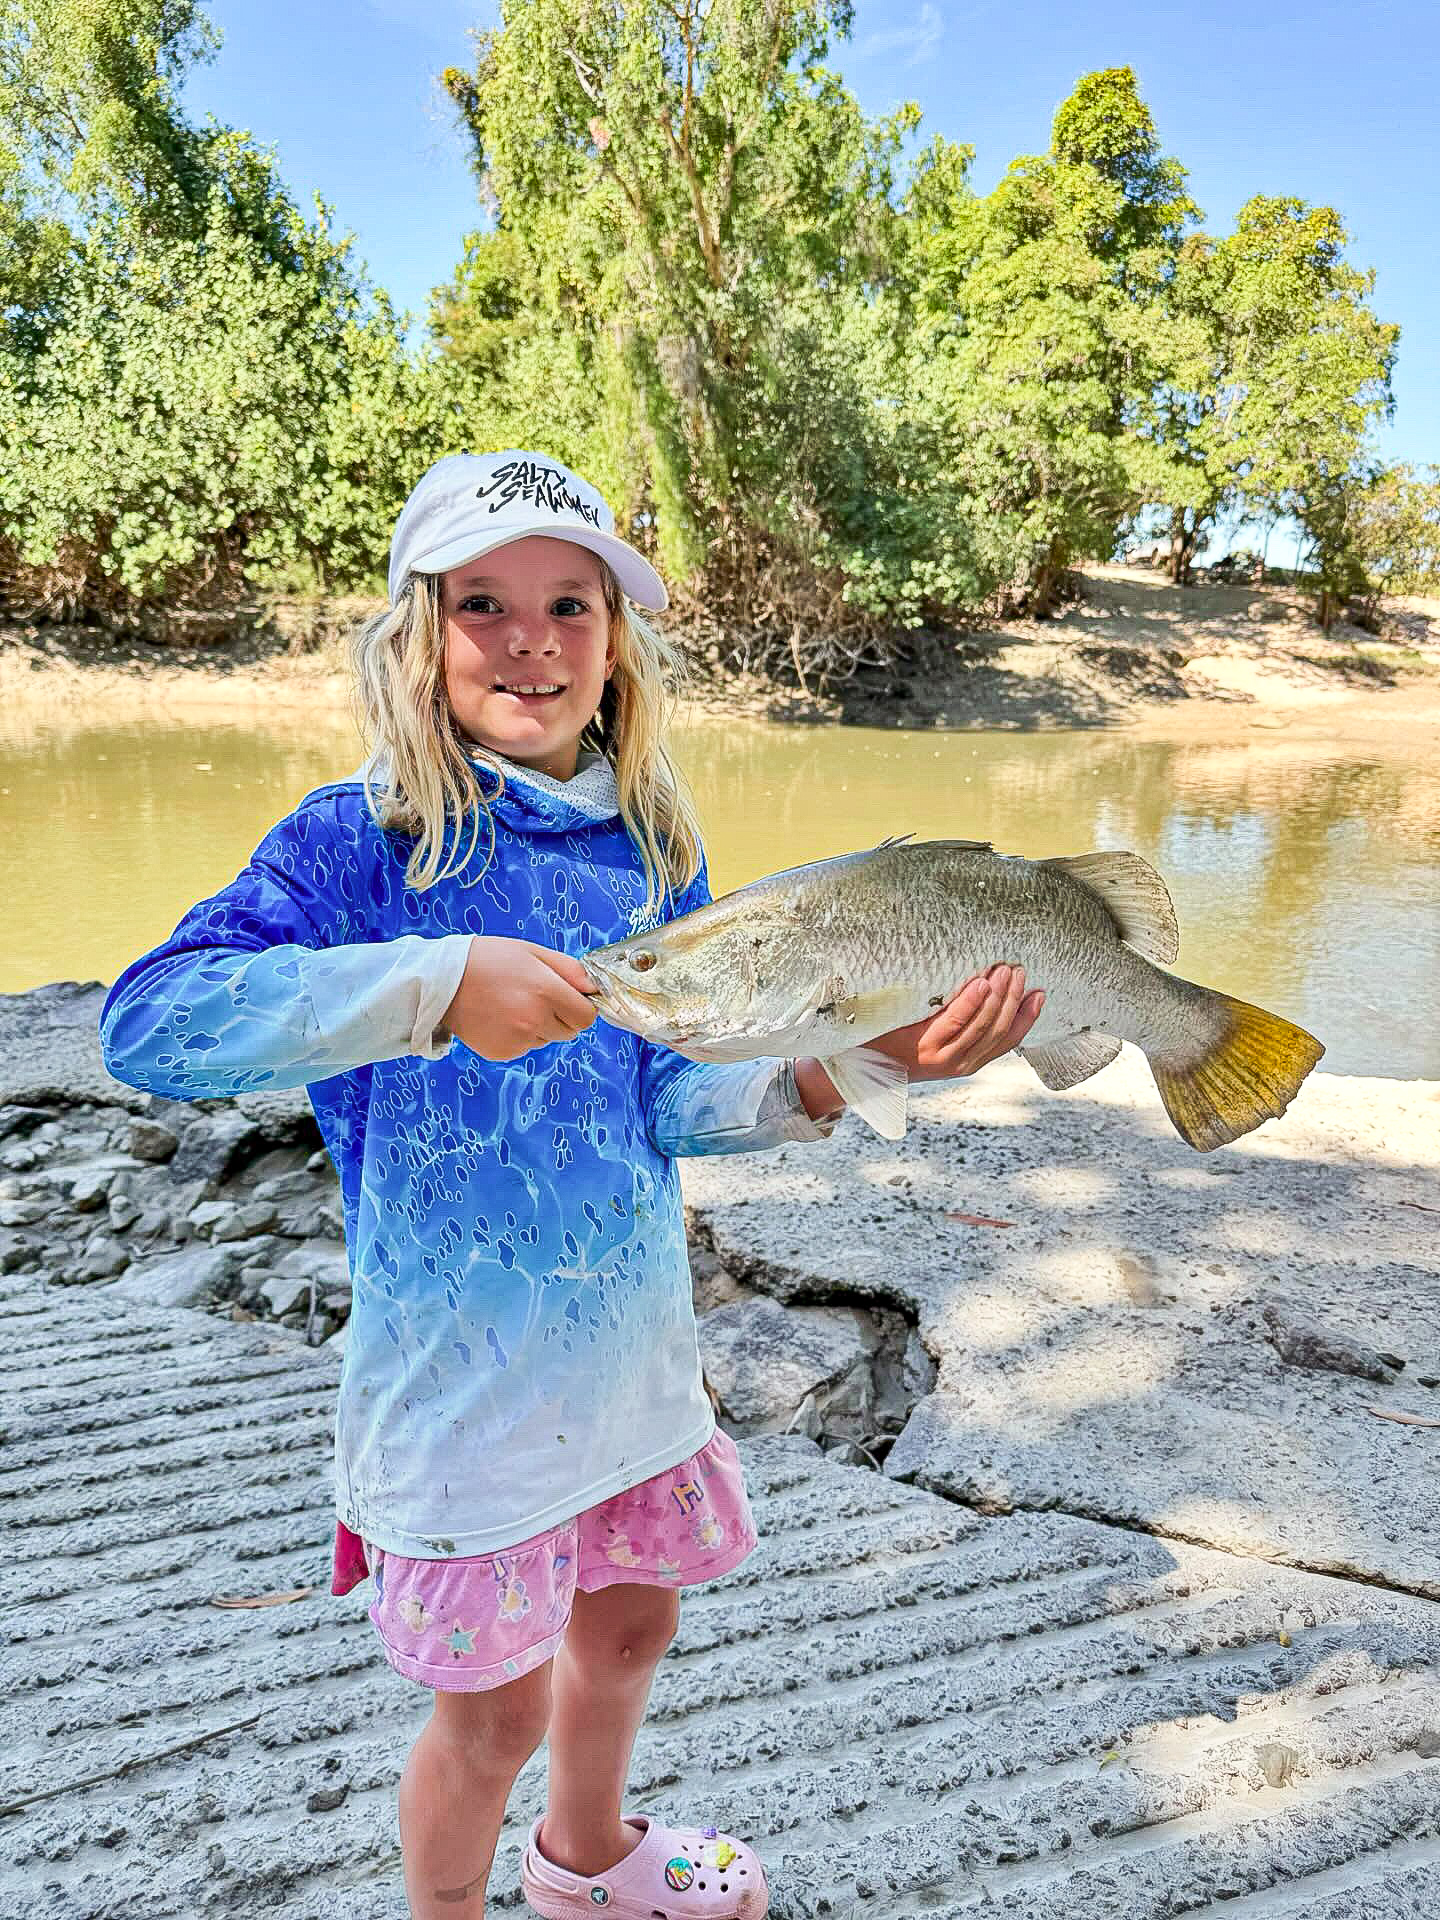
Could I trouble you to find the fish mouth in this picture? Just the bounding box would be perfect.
[580,958,688,1045]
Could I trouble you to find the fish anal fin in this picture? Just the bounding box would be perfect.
[1020,1030,1123,1092]
[1041,851,1180,965]
[822,1045,909,1140]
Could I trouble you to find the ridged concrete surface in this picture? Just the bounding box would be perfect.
[4,1275,1440,1919]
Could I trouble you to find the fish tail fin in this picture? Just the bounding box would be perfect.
[1149,991,1324,1151]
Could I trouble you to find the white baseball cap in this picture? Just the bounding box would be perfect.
[386,450,668,611]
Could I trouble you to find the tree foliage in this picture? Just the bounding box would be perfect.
[904,68,1195,614]
[1,0,466,615]
[0,0,1416,661]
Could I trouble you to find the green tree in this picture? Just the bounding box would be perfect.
[908,68,1195,613]
[1349,464,1440,599]
[438,0,939,667]
[1144,197,1397,598]
[0,0,452,614]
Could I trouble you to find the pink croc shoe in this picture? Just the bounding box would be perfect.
[521,1814,769,1918]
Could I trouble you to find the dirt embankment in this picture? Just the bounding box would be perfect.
[4,566,1439,736]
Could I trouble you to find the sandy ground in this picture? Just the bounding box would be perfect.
[4,566,1439,738]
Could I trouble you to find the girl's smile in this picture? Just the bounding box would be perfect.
[441,536,615,780]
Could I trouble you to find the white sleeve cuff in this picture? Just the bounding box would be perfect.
[406,933,475,1059]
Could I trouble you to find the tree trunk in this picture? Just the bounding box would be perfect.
[1029,537,1067,618]
[1167,508,1196,586]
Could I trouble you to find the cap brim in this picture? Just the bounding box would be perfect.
[407,524,668,612]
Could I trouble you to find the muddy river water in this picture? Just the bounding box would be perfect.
[3,701,1436,1079]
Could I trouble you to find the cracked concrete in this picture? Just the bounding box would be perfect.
[5,1274,1440,1919]
[682,1051,1440,1600]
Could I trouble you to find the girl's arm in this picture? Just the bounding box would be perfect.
[100,796,473,1101]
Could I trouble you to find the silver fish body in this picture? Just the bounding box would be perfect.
[583,839,1324,1150]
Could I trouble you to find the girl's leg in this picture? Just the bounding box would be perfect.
[398,1658,553,1918]
[539,1581,681,1874]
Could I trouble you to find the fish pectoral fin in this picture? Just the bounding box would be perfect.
[823,1045,910,1140]
[1020,1030,1124,1091]
[831,984,924,1036]
[1040,850,1180,965]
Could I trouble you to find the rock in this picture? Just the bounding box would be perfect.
[169,1114,261,1188]
[188,1200,240,1241]
[306,1149,333,1173]
[213,1202,280,1242]
[259,1273,313,1319]
[130,1205,172,1241]
[234,1086,319,1144]
[276,1197,344,1239]
[322,1289,352,1315]
[276,1240,351,1291]
[305,1784,350,1813]
[252,1169,325,1205]
[107,1194,141,1233]
[109,1245,242,1310]
[231,1235,288,1276]
[166,1177,212,1240]
[699,1296,871,1431]
[689,1242,751,1314]
[0,1230,35,1274]
[0,1198,48,1228]
[0,980,132,1108]
[0,1105,49,1144]
[325,1323,349,1354]
[901,1327,937,1399]
[1,1143,37,1171]
[79,1233,130,1280]
[126,1119,179,1164]
[1256,1296,1400,1383]
[1255,1741,1301,1789]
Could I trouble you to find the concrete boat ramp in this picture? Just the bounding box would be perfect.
[5,1253,1440,1918]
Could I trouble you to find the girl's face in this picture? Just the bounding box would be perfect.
[440,536,616,780]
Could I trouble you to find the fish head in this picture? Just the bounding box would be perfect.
[582,897,781,1052]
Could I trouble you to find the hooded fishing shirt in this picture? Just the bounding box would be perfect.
[100,754,829,1558]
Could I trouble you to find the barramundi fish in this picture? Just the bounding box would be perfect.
[582,837,1324,1150]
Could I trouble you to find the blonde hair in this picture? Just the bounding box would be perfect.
[349,564,704,913]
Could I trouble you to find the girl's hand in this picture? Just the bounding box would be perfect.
[870,964,1045,1083]
[794,965,1044,1120]
[442,936,599,1061]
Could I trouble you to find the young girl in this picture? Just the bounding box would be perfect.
[100,451,1042,1920]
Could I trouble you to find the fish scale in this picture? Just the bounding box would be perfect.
[583,839,1324,1152]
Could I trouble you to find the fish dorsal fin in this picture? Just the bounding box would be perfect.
[822,1044,909,1140]
[873,834,992,854]
[1041,850,1179,965]
[1021,1030,1123,1091]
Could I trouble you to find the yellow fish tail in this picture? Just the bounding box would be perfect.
[1150,993,1325,1152]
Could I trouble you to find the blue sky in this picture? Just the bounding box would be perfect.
[186,0,1437,472]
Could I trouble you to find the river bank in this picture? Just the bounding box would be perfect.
[5,564,1440,737]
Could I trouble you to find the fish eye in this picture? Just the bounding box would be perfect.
[627,949,657,973]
